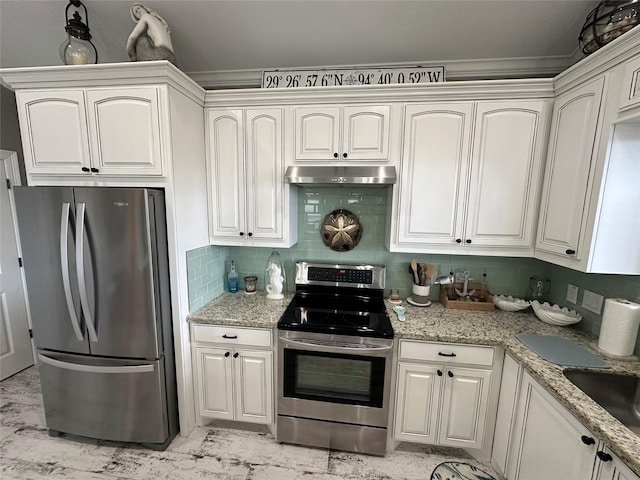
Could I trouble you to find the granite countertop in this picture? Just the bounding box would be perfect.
[188,293,640,475]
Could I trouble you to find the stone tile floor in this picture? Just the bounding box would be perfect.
[1,367,498,479]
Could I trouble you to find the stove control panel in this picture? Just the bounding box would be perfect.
[295,262,386,290]
[308,267,373,284]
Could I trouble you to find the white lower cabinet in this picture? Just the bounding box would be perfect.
[191,325,273,425]
[393,341,496,450]
[506,371,639,480]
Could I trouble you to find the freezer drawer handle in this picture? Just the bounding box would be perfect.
[60,203,85,342]
[38,354,155,374]
[76,203,99,342]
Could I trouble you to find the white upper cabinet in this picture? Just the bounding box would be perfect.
[293,104,391,161]
[16,86,165,178]
[390,99,549,256]
[207,107,297,247]
[535,48,640,274]
[535,77,605,260]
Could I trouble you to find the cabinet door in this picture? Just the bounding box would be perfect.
[86,87,164,176]
[16,90,91,176]
[465,101,548,248]
[194,347,234,420]
[596,448,640,480]
[245,108,284,240]
[394,362,442,444]
[508,372,598,480]
[438,367,491,449]
[342,105,390,160]
[536,77,605,259]
[207,109,246,239]
[396,103,473,246]
[294,106,340,160]
[233,350,273,424]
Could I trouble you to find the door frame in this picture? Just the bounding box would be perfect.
[0,149,36,376]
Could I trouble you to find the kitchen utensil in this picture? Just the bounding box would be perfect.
[424,264,438,285]
[410,258,419,285]
[416,263,424,285]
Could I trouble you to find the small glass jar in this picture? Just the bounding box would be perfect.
[243,276,258,295]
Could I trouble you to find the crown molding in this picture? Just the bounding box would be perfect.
[0,61,206,105]
[187,55,576,90]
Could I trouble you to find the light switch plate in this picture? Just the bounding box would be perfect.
[566,284,579,304]
[582,290,604,314]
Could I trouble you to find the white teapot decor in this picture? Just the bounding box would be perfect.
[265,250,285,300]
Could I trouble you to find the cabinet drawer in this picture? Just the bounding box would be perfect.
[399,340,494,366]
[192,325,272,348]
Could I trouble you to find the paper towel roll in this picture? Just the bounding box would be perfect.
[598,298,640,356]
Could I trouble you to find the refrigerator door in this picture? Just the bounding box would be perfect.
[74,188,162,359]
[14,187,89,354]
[37,351,170,444]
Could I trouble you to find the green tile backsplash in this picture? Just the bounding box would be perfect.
[189,186,640,355]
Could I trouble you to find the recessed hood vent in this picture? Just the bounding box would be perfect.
[284,166,397,186]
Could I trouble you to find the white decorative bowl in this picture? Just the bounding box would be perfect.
[531,301,582,326]
[493,295,530,312]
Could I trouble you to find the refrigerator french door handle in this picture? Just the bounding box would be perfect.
[60,202,84,342]
[38,354,155,374]
[76,203,99,342]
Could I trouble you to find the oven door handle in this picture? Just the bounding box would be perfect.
[279,337,393,354]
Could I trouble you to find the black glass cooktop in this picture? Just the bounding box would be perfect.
[277,287,394,339]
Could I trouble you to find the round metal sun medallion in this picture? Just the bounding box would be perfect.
[320,209,362,251]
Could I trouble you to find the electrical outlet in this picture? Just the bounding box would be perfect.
[566,284,579,304]
[582,290,604,314]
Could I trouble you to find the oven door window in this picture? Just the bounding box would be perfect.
[283,349,385,407]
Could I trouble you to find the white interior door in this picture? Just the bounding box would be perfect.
[0,150,34,380]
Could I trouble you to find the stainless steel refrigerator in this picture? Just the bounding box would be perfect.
[14,187,178,449]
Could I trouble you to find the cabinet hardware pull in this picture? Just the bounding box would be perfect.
[581,435,595,445]
[455,239,462,244]
[239,232,244,236]
[437,370,443,376]
[90,167,99,173]
[224,351,230,357]
[222,335,238,339]
[448,370,454,378]
[596,451,612,462]
[342,152,348,158]
[81,167,90,172]
[465,239,472,244]
[565,249,576,255]
[233,352,239,358]
[438,352,457,357]
[248,232,253,237]
[333,152,338,158]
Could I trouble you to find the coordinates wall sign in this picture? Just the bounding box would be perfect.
[262,66,445,88]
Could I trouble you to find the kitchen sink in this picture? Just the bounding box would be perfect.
[563,370,640,436]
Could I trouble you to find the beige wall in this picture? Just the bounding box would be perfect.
[0,85,25,183]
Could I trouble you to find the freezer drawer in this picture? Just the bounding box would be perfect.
[37,351,172,445]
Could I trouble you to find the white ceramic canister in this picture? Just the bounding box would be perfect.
[411,284,431,305]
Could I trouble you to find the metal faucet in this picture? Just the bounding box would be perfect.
[455,271,475,299]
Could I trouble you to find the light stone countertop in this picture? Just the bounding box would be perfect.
[187,293,640,475]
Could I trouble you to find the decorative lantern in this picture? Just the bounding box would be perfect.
[579,0,639,55]
[60,0,98,65]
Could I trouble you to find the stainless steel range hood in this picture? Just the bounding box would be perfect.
[284,166,397,185]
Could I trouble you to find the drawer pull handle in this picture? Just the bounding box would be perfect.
[437,370,443,376]
[222,335,238,339]
[448,370,454,378]
[438,352,457,357]
[224,351,230,357]
[233,352,239,358]
[597,451,612,462]
[581,435,595,445]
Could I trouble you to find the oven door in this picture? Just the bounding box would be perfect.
[277,330,393,428]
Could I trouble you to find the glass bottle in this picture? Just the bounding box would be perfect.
[264,250,285,300]
[227,260,239,293]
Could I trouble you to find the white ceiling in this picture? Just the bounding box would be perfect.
[0,0,600,87]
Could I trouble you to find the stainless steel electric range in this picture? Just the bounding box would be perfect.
[277,261,394,456]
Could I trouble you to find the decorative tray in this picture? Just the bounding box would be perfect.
[531,301,582,326]
[493,295,530,312]
[440,283,494,311]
